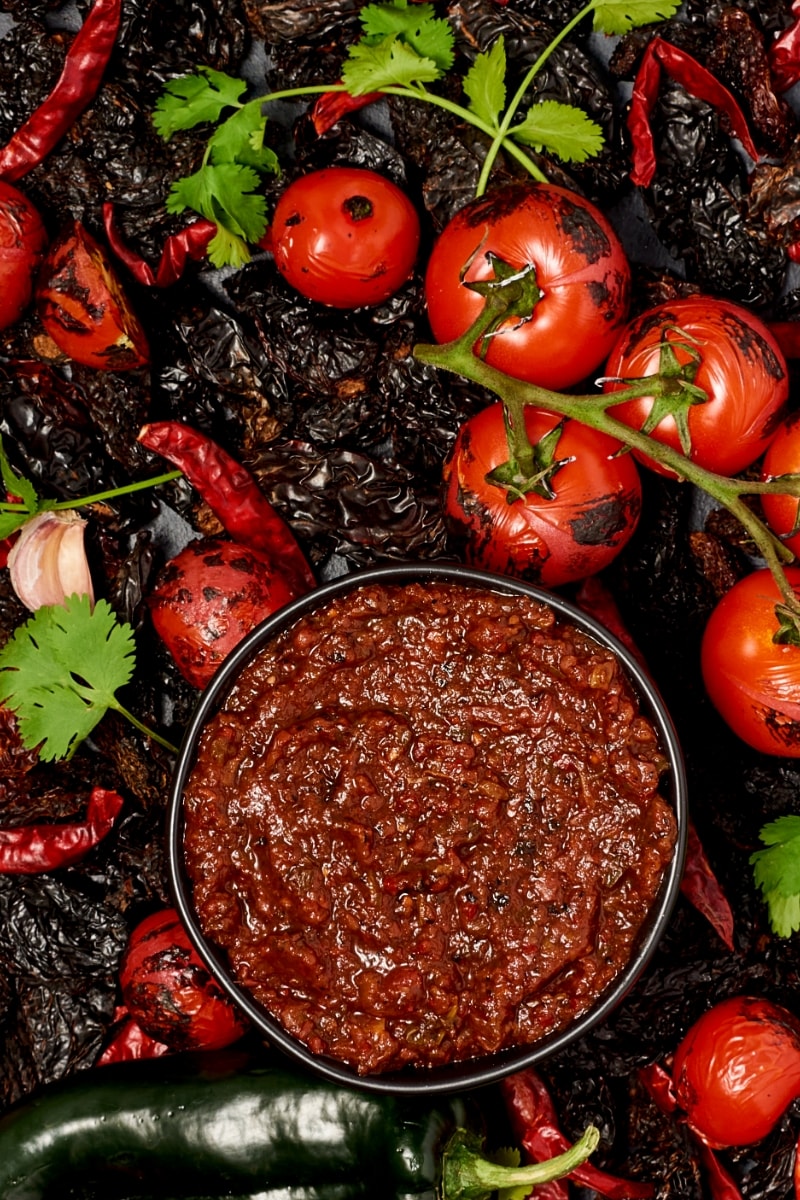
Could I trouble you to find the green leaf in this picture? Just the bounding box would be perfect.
[751,816,800,937]
[153,67,247,140]
[463,39,506,129]
[166,163,268,242]
[492,1147,530,1200]
[0,595,136,762]
[511,100,605,163]
[342,35,442,94]
[0,510,31,540]
[359,1,454,72]
[207,105,280,176]
[592,0,682,36]
[206,226,253,270]
[0,434,38,515]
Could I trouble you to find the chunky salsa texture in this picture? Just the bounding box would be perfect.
[183,581,677,1074]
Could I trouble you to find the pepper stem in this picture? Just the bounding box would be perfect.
[441,1124,600,1200]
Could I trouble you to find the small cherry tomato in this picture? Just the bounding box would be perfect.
[443,402,642,587]
[0,181,47,331]
[761,411,800,556]
[424,182,631,390]
[36,220,150,370]
[701,567,800,756]
[120,908,248,1052]
[673,995,800,1148]
[269,166,420,308]
[603,296,788,478]
[148,536,295,689]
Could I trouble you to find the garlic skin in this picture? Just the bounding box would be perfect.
[7,510,95,611]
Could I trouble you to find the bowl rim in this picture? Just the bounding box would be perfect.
[167,561,689,1094]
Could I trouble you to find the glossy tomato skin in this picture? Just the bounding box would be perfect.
[148,536,295,689]
[761,411,800,556]
[120,908,248,1051]
[424,182,631,390]
[0,181,47,331]
[36,220,150,369]
[443,402,642,587]
[673,996,800,1148]
[604,296,788,477]
[270,166,420,308]
[701,567,800,756]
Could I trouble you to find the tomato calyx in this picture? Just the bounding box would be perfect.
[463,252,542,353]
[486,413,573,502]
[604,325,709,457]
[771,602,800,647]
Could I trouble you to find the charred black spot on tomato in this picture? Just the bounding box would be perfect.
[284,212,302,227]
[555,194,612,265]
[202,586,224,601]
[459,183,531,230]
[720,310,787,381]
[763,706,800,750]
[569,491,643,546]
[343,194,374,222]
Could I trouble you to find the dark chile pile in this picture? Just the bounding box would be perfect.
[1,1,800,1195]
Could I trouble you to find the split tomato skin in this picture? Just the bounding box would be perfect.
[443,402,642,587]
[673,995,800,1148]
[269,166,420,308]
[604,296,788,477]
[760,411,800,556]
[701,567,800,756]
[424,182,631,390]
[36,220,150,370]
[0,181,48,331]
[148,536,296,689]
[120,908,248,1052]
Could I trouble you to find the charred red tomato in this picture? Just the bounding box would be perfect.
[701,567,800,756]
[443,402,641,587]
[120,908,248,1052]
[36,220,149,370]
[424,182,631,390]
[268,166,420,308]
[673,995,800,1148]
[148,536,295,689]
[760,411,800,556]
[604,296,788,477]
[0,182,48,331]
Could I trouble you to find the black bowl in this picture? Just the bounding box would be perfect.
[168,562,688,1095]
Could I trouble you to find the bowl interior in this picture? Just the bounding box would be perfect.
[168,562,688,1095]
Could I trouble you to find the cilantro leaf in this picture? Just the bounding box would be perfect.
[592,0,682,36]
[208,106,280,176]
[463,39,506,130]
[166,164,268,241]
[359,1,454,72]
[153,68,247,140]
[343,36,442,94]
[0,595,136,762]
[511,100,605,163]
[751,816,800,937]
[0,434,38,515]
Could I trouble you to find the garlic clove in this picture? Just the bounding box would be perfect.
[7,510,95,611]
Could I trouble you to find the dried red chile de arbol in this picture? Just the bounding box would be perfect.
[0,787,123,873]
[102,202,216,289]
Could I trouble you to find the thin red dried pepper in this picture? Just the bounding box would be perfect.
[0,0,121,183]
[638,1061,679,1115]
[311,88,383,136]
[501,1069,656,1199]
[137,421,316,598]
[628,37,759,188]
[102,203,216,288]
[681,819,735,950]
[0,786,123,873]
[698,1145,744,1200]
[770,1,800,94]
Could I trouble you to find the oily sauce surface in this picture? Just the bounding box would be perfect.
[183,582,677,1074]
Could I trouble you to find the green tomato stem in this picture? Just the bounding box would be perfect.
[441,1125,600,1199]
[414,314,800,632]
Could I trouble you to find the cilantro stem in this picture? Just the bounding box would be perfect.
[48,470,184,511]
[111,700,179,755]
[475,0,597,196]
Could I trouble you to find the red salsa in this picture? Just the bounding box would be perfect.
[183,581,677,1075]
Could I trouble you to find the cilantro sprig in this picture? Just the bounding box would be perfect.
[751,816,800,938]
[0,594,178,762]
[0,435,181,542]
[152,0,678,268]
